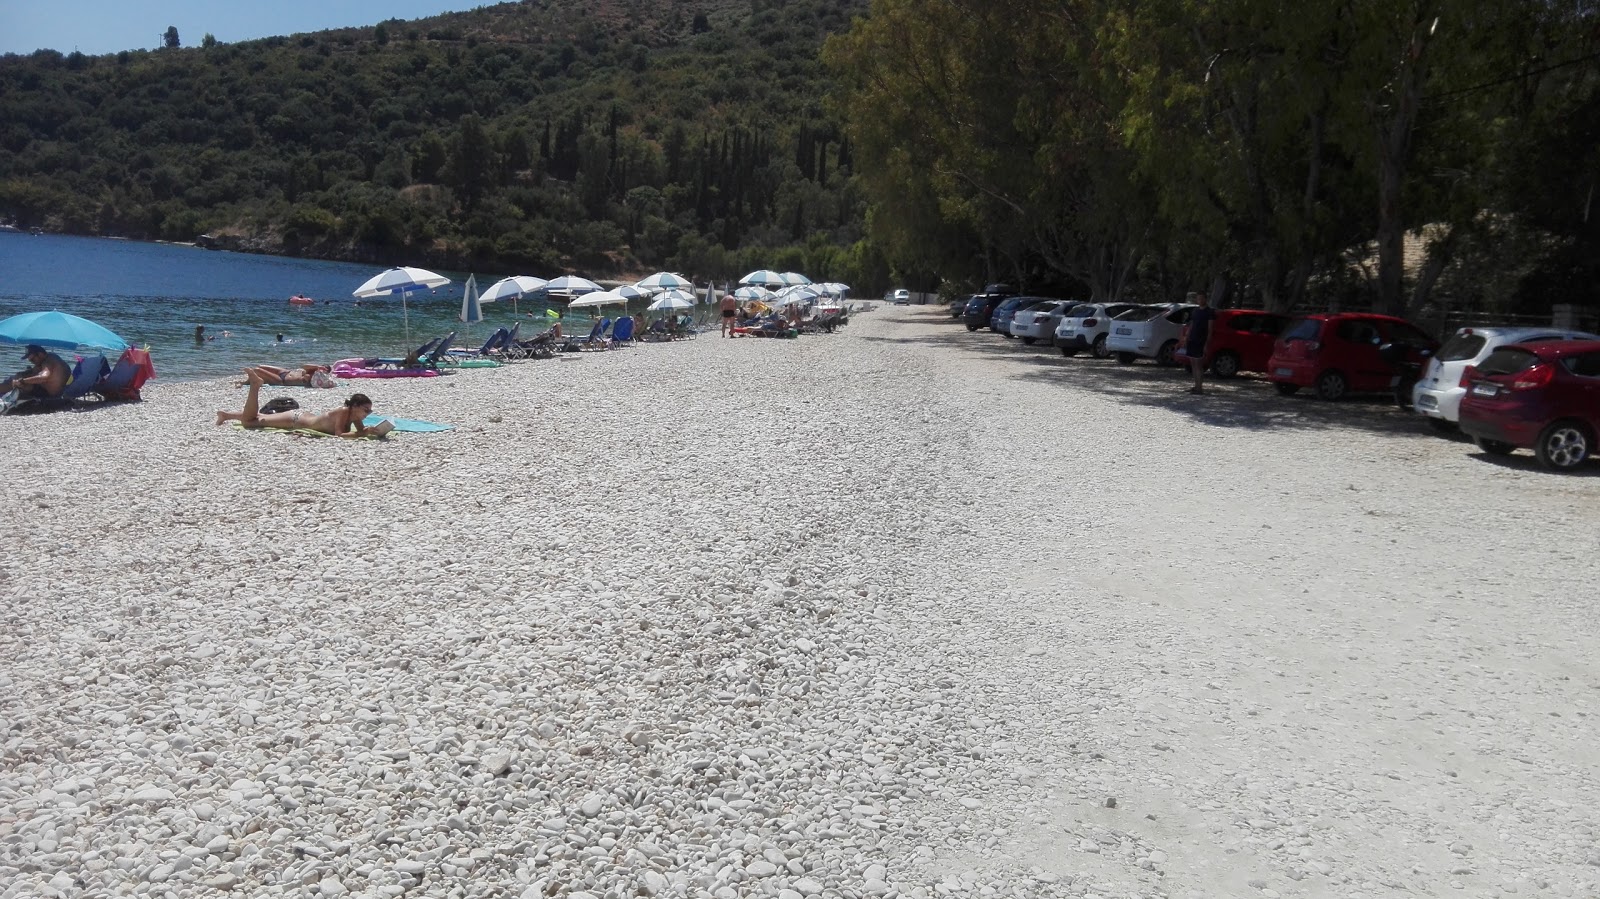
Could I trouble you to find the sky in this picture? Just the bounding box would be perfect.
[0,2,493,56]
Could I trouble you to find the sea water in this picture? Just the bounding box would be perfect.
[0,233,605,381]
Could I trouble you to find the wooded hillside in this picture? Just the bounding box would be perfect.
[0,0,886,289]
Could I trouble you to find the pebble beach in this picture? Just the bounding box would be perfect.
[2,308,1598,899]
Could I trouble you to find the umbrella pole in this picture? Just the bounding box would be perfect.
[402,294,411,344]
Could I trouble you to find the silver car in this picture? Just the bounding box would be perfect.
[1414,326,1599,429]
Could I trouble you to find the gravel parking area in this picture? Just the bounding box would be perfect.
[1,308,1595,899]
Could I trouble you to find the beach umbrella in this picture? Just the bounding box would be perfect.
[779,272,813,286]
[733,286,774,301]
[819,282,850,296]
[353,266,451,342]
[0,311,128,352]
[544,275,603,297]
[739,270,787,287]
[460,274,483,325]
[634,272,693,293]
[647,289,696,311]
[569,289,628,308]
[612,285,651,301]
[773,285,822,306]
[481,275,548,315]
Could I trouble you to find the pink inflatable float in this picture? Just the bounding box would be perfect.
[332,359,441,379]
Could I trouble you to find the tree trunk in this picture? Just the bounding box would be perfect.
[1374,14,1434,316]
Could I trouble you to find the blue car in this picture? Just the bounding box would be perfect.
[989,296,1050,336]
[963,293,1014,331]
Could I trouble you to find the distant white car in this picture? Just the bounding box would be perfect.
[1105,303,1195,366]
[1413,326,1600,429]
[1010,300,1080,345]
[892,289,911,305]
[1054,303,1142,358]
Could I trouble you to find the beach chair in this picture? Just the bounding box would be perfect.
[95,347,154,401]
[611,316,636,348]
[493,322,524,361]
[2,353,106,415]
[446,328,507,363]
[571,317,612,351]
[643,318,672,342]
[676,314,699,339]
[372,336,442,370]
[517,329,558,359]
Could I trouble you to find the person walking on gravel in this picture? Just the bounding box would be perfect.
[719,292,738,337]
[1185,291,1216,395]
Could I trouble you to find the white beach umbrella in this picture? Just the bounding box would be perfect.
[634,272,693,293]
[569,289,628,308]
[773,285,822,306]
[647,289,696,311]
[353,266,451,341]
[733,286,774,301]
[544,275,603,297]
[739,270,787,287]
[612,285,651,301]
[481,275,549,315]
[779,271,813,286]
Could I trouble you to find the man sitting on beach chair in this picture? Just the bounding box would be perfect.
[1,344,72,402]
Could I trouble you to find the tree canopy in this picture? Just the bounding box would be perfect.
[825,0,1600,316]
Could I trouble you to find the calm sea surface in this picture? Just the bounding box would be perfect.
[0,233,604,381]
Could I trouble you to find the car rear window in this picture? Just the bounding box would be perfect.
[1104,304,1138,317]
[1437,332,1487,362]
[1478,347,1539,375]
[1118,307,1165,322]
[1282,318,1321,341]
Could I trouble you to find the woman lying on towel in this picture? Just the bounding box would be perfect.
[235,363,335,388]
[216,371,379,437]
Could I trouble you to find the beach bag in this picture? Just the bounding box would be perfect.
[309,370,337,389]
[260,397,299,415]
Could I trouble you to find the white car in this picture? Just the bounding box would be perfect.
[1010,300,1080,345]
[892,289,911,305]
[1413,326,1599,429]
[1054,303,1141,358]
[1105,303,1195,366]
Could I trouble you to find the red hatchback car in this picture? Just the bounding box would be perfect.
[1267,313,1438,400]
[1458,339,1600,471]
[1175,310,1291,378]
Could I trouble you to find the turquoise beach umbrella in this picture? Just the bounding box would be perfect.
[0,311,128,352]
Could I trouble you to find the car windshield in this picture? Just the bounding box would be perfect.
[1477,347,1539,375]
[1437,332,1488,362]
[1282,318,1322,341]
[1117,307,1165,322]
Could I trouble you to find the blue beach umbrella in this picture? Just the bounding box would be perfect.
[353,266,451,342]
[460,274,483,325]
[0,311,128,352]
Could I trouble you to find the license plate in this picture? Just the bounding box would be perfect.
[1116,327,1131,335]
[1274,367,1293,377]
[1418,395,1437,409]
[1472,383,1497,396]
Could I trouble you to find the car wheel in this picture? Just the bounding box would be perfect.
[1210,351,1240,378]
[966,324,979,332]
[1314,370,1348,401]
[1274,382,1301,396]
[1426,418,1457,434]
[1115,352,1136,365]
[1155,340,1179,367]
[1535,420,1593,471]
[1091,334,1110,359]
[1002,332,1015,339]
[1474,436,1516,456]
[1021,337,1036,345]
[1060,347,1079,358]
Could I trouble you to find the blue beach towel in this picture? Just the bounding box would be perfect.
[364,415,454,432]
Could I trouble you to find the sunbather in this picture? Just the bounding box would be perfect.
[216,372,376,437]
[236,364,335,387]
[2,344,72,400]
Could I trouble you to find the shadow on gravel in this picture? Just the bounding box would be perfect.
[860,312,1440,439]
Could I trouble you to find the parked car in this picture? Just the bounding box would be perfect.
[1413,326,1600,431]
[963,293,1014,331]
[1105,303,1195,365]
[1010,300,1080,345]
[892,289,911,305]
[1458,339,1600,471]
[949,295,976,319]
[1173,310,1291,377]
[1054,303,1142,358]
[1267,313,1439,400]
[990,296,1051,336]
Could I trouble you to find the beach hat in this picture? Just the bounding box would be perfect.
[22,343,45,359]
